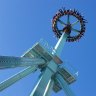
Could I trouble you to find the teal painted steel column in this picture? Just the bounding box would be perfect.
[0,66,37,91]
[0,56,45,69]
[53,33,68,56]
[56,73,75,96]
[30,33,68,96]
[30,61,57,96]
[45,79,54,96]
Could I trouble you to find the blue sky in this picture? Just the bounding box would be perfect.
[0,0,96,96]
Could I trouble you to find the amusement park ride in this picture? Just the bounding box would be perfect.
[0,8,86,96]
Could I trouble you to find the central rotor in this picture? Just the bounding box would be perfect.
[52,8,87,42]
[62,24,71,34]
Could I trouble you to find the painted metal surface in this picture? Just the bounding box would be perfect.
[30,67,53,96]
[0,56,45,69]
[30,33,68,96]
[0,33,76,96]
[0,45,45,92]
[53,33,68,56]
[0,66,37,91]
[56,74,75,96]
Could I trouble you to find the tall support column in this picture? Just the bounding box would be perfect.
[30,61,57,96]
[45,79,54,96]
[53,33,68,56]
[30,33,68,96]
[56,74,75,96]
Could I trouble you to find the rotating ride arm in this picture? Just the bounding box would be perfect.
[52,8,86,95]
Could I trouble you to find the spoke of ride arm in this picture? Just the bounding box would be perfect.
[0,66,38,91]
[58,19,66,26]
[67,15,70,24]
[72,28,80,33]
[71,20,79,27]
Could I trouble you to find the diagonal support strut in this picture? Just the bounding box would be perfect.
[0,56,45,69]
[0,66,37,91]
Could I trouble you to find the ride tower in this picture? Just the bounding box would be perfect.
[0,8,86,96]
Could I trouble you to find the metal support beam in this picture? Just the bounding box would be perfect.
[0,56,45,69]
[56,73,75,96]
[30,60,57,96]
[45,79,54,96]
[0,66,37,91]
[53,33,68,56]
[30,66,55,96]
[30,33,68,96]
